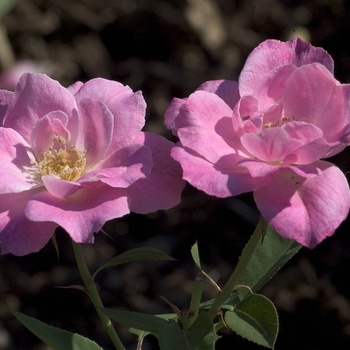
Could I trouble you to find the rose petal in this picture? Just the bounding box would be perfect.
[78,98,114,169]
[175,91,244,163]
[196,80,240,109]
[30,111,70,156]
[239,38,334,96]
[240,127,303,162]
[42,176,82,197]
[283,63,350,143]
[126,132,186,213]
[164,97,187,136]
[3,74,78,143]
[252,64,296,110]
[25,185,130,243]
[171,145,274,198]
[0,128,41,194]
[79,144,153,188]
[74,78,146,153]
[0,189,58,255]
[254,161,350,248]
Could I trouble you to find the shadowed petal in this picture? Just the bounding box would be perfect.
[0,128,41,194]
[126,132,186,213]
[79,144,153,188]
[0,189,58,255]
[171,146,274,198]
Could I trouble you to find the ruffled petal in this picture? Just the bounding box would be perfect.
[0,189,58,255]
[74,78,146,154]
[25,185,130,243]
[78,98,114,169]
[196,80,240,109]
[240,127,303,162]
[126,132,186,213]
[239,38,334,96]
[42,176,82,197]
[252,64,296,110]
[3,73,78,143]
[0,128,41,194]
[175,91,244,163]
[171,145,274,198]
[254,161,350,248]
[283,63,349,144]
[30,111,70,156]
[164,97,187,136]
[79,144,153,188]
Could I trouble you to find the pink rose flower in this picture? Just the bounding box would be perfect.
[0,73,185,255]
[165,38,350,248]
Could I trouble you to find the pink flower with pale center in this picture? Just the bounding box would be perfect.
[165,38,350,248]
[0,73,185,255]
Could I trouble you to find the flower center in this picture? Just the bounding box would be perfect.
[34,138,86,181]
[262,116,296,130]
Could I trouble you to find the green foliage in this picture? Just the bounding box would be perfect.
[12,310,103,350]
[196,330,221,350]
[225,291,278,349]
[158,312,214,350]
[100,308,170,334]
[11,221,301,350]
[101,308,214,350]
[236,225,302,295]
[91,247,176,280]
[200,224,301,309]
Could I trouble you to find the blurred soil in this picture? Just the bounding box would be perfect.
[1,0,350,349]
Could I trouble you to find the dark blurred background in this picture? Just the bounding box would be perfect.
[1,0,350,349]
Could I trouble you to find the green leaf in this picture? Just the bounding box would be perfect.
[129,313,177,339]
[128,327,149,340]
[191,242,201,268]
[224,293,278,349]
[158,313,213,350]
[191,242,221,293]
[200,222,301,309]
[196,330,221,350]
[12,310,103,350]
[99,308,169,334]
[184,312,213,349]
[92,247,176,280]
[159,320,191,350]
[236,225,301,297]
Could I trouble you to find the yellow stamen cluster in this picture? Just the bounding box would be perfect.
[35,143,86,181]
[263,116,297,130]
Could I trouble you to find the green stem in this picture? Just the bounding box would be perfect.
[207,217,265,320]
[72,241,126,350]
[183,273,204,329]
